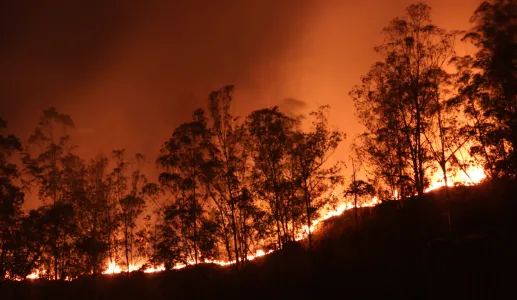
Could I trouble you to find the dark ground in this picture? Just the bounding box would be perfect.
[2,180,516,300]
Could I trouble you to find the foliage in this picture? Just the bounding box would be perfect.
[0,118,24,279]
[351,3,456,200]
[455,0,517,178]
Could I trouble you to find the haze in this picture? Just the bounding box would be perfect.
[1,0,479,209]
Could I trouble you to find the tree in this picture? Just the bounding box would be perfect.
[205,85,265,264]
[206,85,242,264]
[157,109,217,265]
[344,156,375,231]
[455,0,517,178]
[134,215,155,266]
[246,107,297,249]
[22,107,78,280]
[289,105,344,249]
[118,153,147,273]
[0,118,24,280]
[424,71,477,234]
[105,149,126,268]
[74,156,113,277]
[11,209,46,279]
[351,3,454,200]
[135,183,163,269]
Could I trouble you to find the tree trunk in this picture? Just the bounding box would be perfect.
[193,217,198,265]
[354,193,358,231]
[441,162,452,235]
[229,189,239,266]
[122,216,129,275]
[304,180,312,250]
[220,213,233,262]
[274,195,283,250]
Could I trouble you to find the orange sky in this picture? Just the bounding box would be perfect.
[0,0,481,209]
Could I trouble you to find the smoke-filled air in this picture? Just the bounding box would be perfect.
[1,0,516,298]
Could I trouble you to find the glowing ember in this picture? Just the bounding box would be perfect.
[143,265,166,273]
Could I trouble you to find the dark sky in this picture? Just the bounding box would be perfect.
[1,0,480,208]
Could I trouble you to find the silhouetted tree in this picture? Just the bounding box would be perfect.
[157,109,217,265]
[74,156,113,277]
[289,106,343,248]
[455,0,517,178]
[206,85,243,264]
[119,153,147,273]
[0,118,24,280]
[246,107,297,249]
[105,149,127,268]
[11,209,46,279]
[344,156,375,231]
[134,215,155,266]
[22,107,78,280]
[135,184,162,268]
[351,3,454,200]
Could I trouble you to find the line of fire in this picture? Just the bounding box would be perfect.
[1,1,516,298]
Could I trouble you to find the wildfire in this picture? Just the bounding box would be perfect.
[103,261,122,274]
[425,165,486,193]
[15,165,487,280]
[143,265,166,273]
[296,196,379,240]
[101,248,275,274]
[26,270,40,279]
[99,197,380,275]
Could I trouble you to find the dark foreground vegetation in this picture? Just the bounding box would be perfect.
[2,180,516,300]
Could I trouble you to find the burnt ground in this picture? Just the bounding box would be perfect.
[2,180,517,300]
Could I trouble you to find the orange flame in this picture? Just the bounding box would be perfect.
[26,270,40,279]
[425,166,486,193]
[15,165,488,279]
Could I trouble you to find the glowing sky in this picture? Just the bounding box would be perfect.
[0,0,481,209]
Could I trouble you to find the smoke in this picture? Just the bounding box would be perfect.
[0,0,480,209]
[280,98,308,119]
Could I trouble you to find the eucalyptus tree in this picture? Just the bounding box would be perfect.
[455,0,517,178]
[351,3,456,200]
[0,118,24,280]
[246,107,297,249]
[157,109,217,265]
[22,107,79,280]
[289,105,344,248]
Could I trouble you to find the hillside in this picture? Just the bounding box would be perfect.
[2,180,516,300]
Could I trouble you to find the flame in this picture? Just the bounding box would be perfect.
[100,248,276,274]
[26,270,40,279]
[12,165,487,280]
[425,165,486,193]
[103,261,122,274]
[99,195,380,275]
[143,265,166,273]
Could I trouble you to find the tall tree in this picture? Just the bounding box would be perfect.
[23,107,77,280]
[157,109,217,265]
[105,149,127,268]
[206,85,242,264]
[246,107,297,249]
[119,153,147,273]
[455,0,517,178]
[74,155,113,277]
[205,85,263,264]
[351,3,454,200]
[0,118,24,280]
[289,105,343,249]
